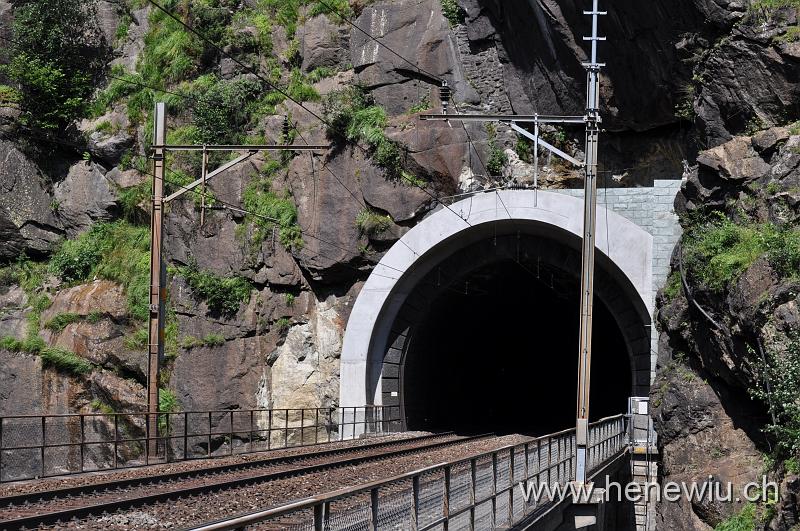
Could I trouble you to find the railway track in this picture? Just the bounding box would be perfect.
[0,432,490,530]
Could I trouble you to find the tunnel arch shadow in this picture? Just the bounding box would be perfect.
[340,191,653,436]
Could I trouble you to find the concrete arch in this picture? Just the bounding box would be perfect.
[339,189,653,409]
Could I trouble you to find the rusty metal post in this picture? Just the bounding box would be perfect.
[79,415,85,473]
[40,416,45,478]
[147,102,167,461]
[200,145,208,226]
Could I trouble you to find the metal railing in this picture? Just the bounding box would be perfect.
[0,405,401,483]
[194,414,629,531]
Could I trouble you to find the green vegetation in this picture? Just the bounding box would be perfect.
[275,317,291,332]
[124,327,149,351]
[515,136,533,164]
[116,12,132,43]
[191,76,262,144]
[87,310,103,324]
[48,221,151,320]
[178,261,252,316]
[284,293,296,306]
[745,115,767,136]
[1,0,104,130]
[180,333,226,348]
[307,66,335,84]
[662,271,682,301]
[242,173,304,249]
[202,333,225,346]
[786,456,800,474]
[752,334,800,455]
[675,93,695,121]
[356,208,393,236]
[286,68,320,102]
[118,180,151,223]
[44,312,82,332]
[90,398,115,415]
[441,0,466,26]
[682,213,800,292]
[714,503,757,531]
[322,86,413,181]
[408,96,431,115]
[158,387,179,433]
[0,85,22,106]
[308,0,352,19]
[40,346,92,375]
[486,124,507,176]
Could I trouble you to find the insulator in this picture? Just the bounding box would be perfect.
[439,82,451,114]
[282,116,290,142]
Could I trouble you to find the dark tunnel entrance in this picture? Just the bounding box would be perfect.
[397,235,634,436]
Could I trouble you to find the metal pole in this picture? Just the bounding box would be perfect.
[533,118,539,190]
[575,0,604,486]
[147,102,167,461]
[200,145,208,226]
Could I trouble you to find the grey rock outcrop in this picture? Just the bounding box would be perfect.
[53,161,118,237]
[299,14,349,72]
[0,141,63,259]
[352,0,477,115]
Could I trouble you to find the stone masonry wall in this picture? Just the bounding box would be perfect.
[555,178,684,382]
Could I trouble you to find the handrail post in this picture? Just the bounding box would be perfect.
[491,452,498,528]
[0,417,3,482]
[79,415,85,473]
[184,411,188,460]
[313,502,324,531]
[268,409,273,450]
[444,465,451,531]
[523,443,530,515]
[207,411,212,458]
[315,408,319,445]
[40,415,45,478]
[470,457,477,530]
[301,409,305,446]
[250,410,254,452]
[508,447,514,524]
[370,487,379,530]
[284,409,289,448]
[412,474,420,531]
[113,414,118,469]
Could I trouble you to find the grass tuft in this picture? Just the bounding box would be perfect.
[40,347,92,375]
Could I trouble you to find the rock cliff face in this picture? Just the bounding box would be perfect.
[654,127,800,529]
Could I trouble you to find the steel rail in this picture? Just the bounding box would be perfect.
[186,415,627,531]
[0,432,491,529]
[0,432,446,508]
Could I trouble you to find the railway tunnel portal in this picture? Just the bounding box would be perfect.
[340,189,663,436]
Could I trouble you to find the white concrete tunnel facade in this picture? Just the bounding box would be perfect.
[339,189,654,409]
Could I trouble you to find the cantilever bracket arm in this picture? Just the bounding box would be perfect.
[419,113,586,124]
[509,122,584,168]
[164,150,256,204]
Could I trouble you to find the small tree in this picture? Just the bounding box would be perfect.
[2,0,106,130]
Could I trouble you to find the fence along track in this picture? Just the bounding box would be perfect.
[0,432,489,529]
[188,415,628,531]
[0,405,401,483]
